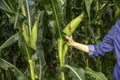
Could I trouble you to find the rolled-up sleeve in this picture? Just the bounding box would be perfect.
[88,20,118,56]
[88,45,95,56]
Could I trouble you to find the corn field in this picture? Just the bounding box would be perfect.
[0,0,120,80]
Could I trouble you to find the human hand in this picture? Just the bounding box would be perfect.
[66,36,75,46]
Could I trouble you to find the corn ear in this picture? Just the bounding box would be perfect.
[22,23,29,43]
[63,12,84,36]
[29,21,38,50]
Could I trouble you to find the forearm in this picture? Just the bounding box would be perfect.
[70,41,89,53]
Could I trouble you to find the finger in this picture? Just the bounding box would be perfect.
[70,36,72,39]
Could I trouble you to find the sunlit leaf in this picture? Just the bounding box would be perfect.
[85,67,108,80]
[22,23,29,44]
[29,21,38,50]
[63,12,84,36]
[63,65,86,80]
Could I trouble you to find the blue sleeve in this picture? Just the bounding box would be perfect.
[88,20,118,56]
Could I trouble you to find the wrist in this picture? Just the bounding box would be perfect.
[70,41,77,47]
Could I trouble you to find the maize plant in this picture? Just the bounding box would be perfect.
[0,0,45,80]
[0,0,120,80]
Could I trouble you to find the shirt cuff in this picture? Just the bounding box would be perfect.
[88,45,95,56]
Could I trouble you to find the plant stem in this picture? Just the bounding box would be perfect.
[29,59,35,80]
[25,44,35,80]
[58,39,65,80]
[61,72,65,80]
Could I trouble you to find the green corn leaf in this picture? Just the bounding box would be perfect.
[60,0,64,6]
[63,65,86,80]
[25,0,32,35]
[0,0,17,14]
[2,0,16,12]
[1,0,12,12]
[21,0,26,16]
[0,58,27,80]
[63,43,68,63]
[0,0,10,12]
[85,67,108,80]
[115,0,120,9]
[0,33,19,50]
[43,0,63,38]
[0,0,15,17]
[18,36,31,59]
[115,7,120,19]
[35,11,46,80]
[14,0,20,29]
[84,0,93,18]
[22,23,29,44]
[29,21,38,50]
[63,12,84,36]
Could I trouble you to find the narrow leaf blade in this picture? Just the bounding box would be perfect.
[63,65,86,80]
[0,58,27,80]
[85,67,108,80]
[0,33,19,50]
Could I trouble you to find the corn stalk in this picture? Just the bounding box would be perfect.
[43,0,65,79]
[56,12,85,80]
[62,12,84,62]
[21,0,38,79]
[43,0,84,79]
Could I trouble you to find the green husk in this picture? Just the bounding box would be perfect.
[63,12,84,36]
